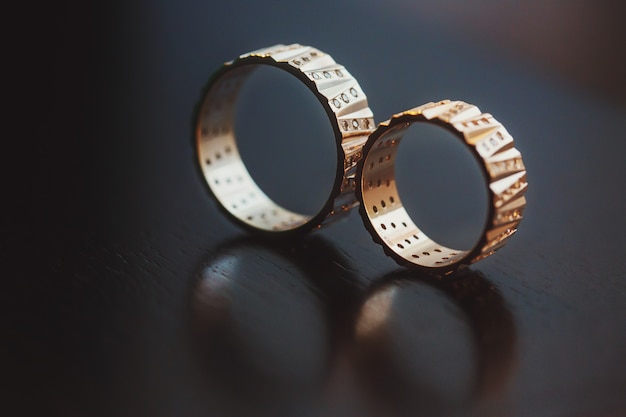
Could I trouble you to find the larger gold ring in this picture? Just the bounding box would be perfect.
[356,100,528,274]
[195,44,375,235]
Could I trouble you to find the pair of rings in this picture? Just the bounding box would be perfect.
[195,44,527,274]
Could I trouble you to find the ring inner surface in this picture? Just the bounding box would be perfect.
[361,124,469,267]
[197,65,312,231]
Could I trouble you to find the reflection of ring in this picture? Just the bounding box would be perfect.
[354,270,517,413]
[356,100,528,273]
[190,236,361,412]
[195,44,375,235]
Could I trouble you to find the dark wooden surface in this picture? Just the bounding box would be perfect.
[6,1,626,416]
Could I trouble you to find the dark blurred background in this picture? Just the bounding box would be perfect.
[6,1,626,417]
[14,0,626,239]
[13,0,626,229]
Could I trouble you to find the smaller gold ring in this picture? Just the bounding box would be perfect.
[356,100,528,274]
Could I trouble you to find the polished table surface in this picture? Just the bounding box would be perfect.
[6,1,626,417]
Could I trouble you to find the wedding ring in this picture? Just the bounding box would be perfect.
[356,100,527,273]
[195,44,375,235]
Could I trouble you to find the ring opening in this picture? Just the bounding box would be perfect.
[197,64,336,231]
[360,122,488,267]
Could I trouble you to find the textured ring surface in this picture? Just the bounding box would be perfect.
[195,44,375,235]
[356,100,528,274]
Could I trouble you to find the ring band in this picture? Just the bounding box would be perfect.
[356,100,528,273]
[195,44,375,235]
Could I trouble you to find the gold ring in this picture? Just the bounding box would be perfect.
[356,100,528,274]
[195,44,375,235]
